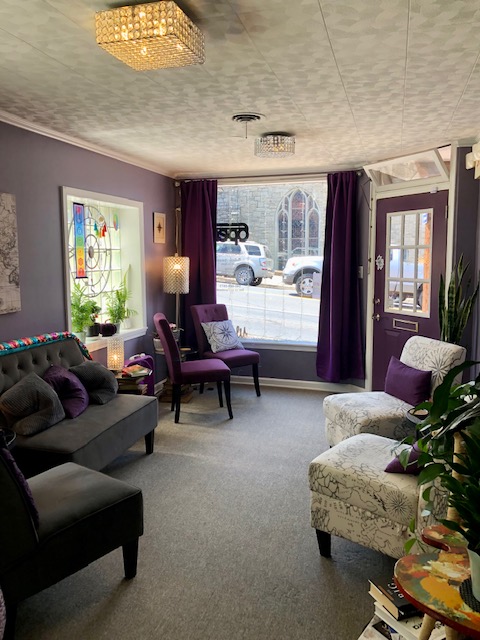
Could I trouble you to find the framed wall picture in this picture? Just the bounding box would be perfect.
[154,212,166,244]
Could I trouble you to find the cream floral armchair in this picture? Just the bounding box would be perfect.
[324,336,466,447]
[309,433,448,558]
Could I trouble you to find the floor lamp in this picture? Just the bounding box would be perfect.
[163,254,190,330]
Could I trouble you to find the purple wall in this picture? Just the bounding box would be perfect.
[0,121,175,367]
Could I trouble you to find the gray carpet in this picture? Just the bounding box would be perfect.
[15,386,395,640]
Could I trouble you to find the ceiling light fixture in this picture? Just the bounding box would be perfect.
[232,113,263,138]
[95,2,205,71]
[254,133,295,157]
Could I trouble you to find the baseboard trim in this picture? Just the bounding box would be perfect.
[230,375,363,393]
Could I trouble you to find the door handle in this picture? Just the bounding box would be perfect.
[372,313,380,321]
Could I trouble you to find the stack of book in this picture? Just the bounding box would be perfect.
[121,364,152,378]
[357,577,445,640]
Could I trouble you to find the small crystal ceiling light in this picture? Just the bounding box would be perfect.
[95,1,205,71]
[254,132,295,158]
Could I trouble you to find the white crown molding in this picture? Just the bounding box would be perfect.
[0,110,175,179]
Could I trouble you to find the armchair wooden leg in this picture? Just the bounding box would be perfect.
[252,363,261,396]
[217,381,224,407]
[224,380,233,419]
[122,538,139,579]
[315,529,331,558]
[172,384,181,423]
[144,429,154,454]
[199,382,205,394]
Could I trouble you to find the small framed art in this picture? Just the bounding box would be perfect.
[154,212,166,243]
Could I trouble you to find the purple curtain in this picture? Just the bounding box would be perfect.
[180,179,217,346]
[316,171,364,382]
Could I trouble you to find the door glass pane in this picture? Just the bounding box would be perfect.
[385,210,432,317]
[418,211,431,246]
[404,214,417,246]
[390,216,402,246]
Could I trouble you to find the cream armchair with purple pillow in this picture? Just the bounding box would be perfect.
[323,336,466,447]
[309,432,449,559]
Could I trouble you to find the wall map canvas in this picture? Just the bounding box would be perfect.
[0,192,21,313]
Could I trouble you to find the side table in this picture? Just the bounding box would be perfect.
[394,524,480,640]
[154,345,197,404]
[115,372,151,395]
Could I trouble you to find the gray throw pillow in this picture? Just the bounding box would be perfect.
[69,361,118,405]
[0,372,65,436]
[201,320,244,353]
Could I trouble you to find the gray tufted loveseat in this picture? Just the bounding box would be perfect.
[0,333,158,476]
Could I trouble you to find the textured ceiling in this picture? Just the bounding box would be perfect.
[0,0,479,179]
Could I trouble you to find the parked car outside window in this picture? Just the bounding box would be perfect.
[216,241,275,286]
[282,255,323,297]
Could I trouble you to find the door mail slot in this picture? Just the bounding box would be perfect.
[392,318,418,332]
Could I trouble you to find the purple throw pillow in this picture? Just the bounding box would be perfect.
[43,365,89,419]
[385,442,422,475]
[384,356,431,406]
[0,446,40,528]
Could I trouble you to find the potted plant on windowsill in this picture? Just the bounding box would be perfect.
[105,272,137,332]
[404,360,480,599]
[86,302,102,337]
[71,282,98,342]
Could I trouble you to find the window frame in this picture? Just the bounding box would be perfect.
[61,186,147,352]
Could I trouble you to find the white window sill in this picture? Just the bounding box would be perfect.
[84,327,147,353]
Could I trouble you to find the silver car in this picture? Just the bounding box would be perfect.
[216,241,274,286]
[282,255,323,297]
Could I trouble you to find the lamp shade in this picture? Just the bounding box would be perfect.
[164,255,190,294]
[107,335,124,371]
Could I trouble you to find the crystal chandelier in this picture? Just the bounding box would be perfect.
[95,2,205,71]
[254,133,295,157]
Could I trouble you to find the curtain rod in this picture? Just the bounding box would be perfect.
[177,169,364,186]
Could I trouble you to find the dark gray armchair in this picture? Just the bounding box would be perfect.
[0,447,143,638]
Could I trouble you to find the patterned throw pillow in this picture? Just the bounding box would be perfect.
[201,320,244,354]
[69,361,118,405]
[43,365,89,418]
[0,372,65,436]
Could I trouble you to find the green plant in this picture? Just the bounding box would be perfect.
[105,272,137,324]
[71,282,100,332]
[402,361,480,553]
[439,255,479,344]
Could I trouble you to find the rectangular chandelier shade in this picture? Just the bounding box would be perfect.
[254,134,295,158]
[95,1,205,71]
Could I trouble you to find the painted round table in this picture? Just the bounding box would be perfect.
[394,525,480,640]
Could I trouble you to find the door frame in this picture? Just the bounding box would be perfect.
[364,144,458,391]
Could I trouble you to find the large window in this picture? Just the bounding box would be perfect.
[62,187,146,349]
[216,179,327,345]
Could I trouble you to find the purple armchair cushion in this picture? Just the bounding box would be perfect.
[385,442,422,475]
[43,365,89,418]
[201,320,244,353]
[384,356,431,406]
[69,361,118,405]
[0,372,65,436]
[0,446,40,527]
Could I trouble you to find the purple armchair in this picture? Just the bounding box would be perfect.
[190,304,261,396]
[153,313,233,423]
